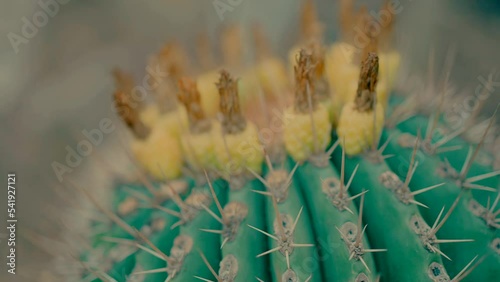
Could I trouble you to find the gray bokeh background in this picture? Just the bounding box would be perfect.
[0,0,499,280]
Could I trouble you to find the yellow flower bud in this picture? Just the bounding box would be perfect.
[131,127,183,180]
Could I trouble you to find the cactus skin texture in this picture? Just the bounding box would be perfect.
[261,159,320,281]
[57,2,500,282]
[382,128,500,281]
[331,144,450,281]
[394,113,498,206]
[221,179,269,282]
[295,160,377,281]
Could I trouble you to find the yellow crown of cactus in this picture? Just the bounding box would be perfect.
[197,70,261,120]
[284,104,331,162]
[197,70,222,118]
[181,130,216,172]
[196,24,262,120]
[139,104,161,129]
[238,70,260,107]
[139,42,191,137]
[326,42,396,109]
[212,71,264,175]
[253,57,289,98]
[176,77,217,172]
[289,39,334,125]
[213,122,263,174]
[337,53,384,156]
[325,42,359,101]
[131,127,183,180]
[284,50,332,162]
[112,68,183,180]
[153,107,189,138]
[326,3,400,114]
[252,21,289,98]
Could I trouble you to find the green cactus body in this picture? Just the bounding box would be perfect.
[397,113,495,168]
[170,181,226,281]
[394,114,498,205]
[262,159,321,281]
[295,160,377,282]
[331,146,450,281]
[132,199,182,282]
[221,178,269,281]
[78,184,154,282]
[382,128,500,281]
[105,253,137,282]
[86,179,197,281]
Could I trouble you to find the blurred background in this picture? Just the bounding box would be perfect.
[0,0,499,280]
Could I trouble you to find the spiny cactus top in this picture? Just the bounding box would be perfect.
[45,0,500,282]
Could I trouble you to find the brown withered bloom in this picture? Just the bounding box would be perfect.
[355,52,379,112]
[307,40,330,101]
[216,70,246,134]
[294,49,316,113]
[177,77,211,134]
[112,68,150,139]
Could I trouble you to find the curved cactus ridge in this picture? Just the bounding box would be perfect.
[382,127,500,281]
[256,156,320,281]
[393,112,498,205]
[331,134,452,281]
[167,182,225,281]
[132,200,182,282]
[201,175,269,282]
[387,87,499,206]
[295,157,377,281]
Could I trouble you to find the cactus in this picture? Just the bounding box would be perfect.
[283,49,377,281]
[48,1,500,282]
[381,113,500,281]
